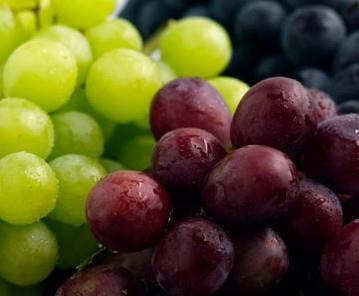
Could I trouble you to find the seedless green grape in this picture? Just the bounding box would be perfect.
[46,219,99,269]
[160,17,232,78]
[0,152,58,225]
[86,49,161,123]
[208,77,250,113]
[0,98,54,159]
[86,19,142,58]
[3,39,78,112]
[0,221,58,286]
[0,65,4,98]
[50,111,104,159]
[52,0,116,30]
[100,158,124,173]
[5,0,36,11]
[38,0,54,28]
[16,10,36,39]
[35,25,93,85]
[157,60,177,84]
[49,154,106,226]
[115,134,156,170]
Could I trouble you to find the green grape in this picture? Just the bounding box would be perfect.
[59,87,116,141]
[11,284,44,296]
[0,98,54,159]
[38,0,55,28]
[86,49,161,123]
[0,278,11,296]
[0,151,58,225]
[50,111,104,159]
[5,0,37,11]
[35,25,93,85]
[160,17,232,78]
[52,0,116,30]
[85,18,142,58]
[3,39,78,112]
[46,219,99,269]
[100,158,124,173]
[208,77,250,113]
[49,154,106,226]
[0,65,4,98]
[134,116,150,130]
[156,60,177,84]
[0,221,58,286]
[16,10,36,40]
[116,134,155,170]
[0,5,24,64]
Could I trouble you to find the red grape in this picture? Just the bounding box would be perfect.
[201,145,298,230]
[86,170,172,252]
[152,128,226,194]
[301,114,359,195]
[279,179,343,253]
[231,77,316,157]
[150,78,232,147]
[152,218,234,296]
[342,198,359,224]
[307,88,337,124]
[55,265,142,296]
[228,228,289,295]
[321,220,359,296]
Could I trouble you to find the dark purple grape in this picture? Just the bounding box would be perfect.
[342,198,359,224]
[231,77,316,158]
[201,145,299,230]
[331,64,359,103]
[150,78,232,147]
[321,220,359,296]
[283,0,346,10]
[282,5,346,67]
[152,218,234,296]
[152,128,226,194]
[279,179,343,253]
[228,228,289,295]
[255,54,294,82]
[339,100,359,114]
[301,114,359,195]
[86,171,172,252]
[340,0,359,32]
[307,88,338,123]
[55,265,142,296]
[332,32,359,73]
[294,68,330,92]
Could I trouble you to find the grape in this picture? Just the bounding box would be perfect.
[86,49,161,123]
[342,198,359,224]
[156,61,177,84]
[228,229,289,295]
[0,278,11,296]
[255,54,294,82]
[282,5,346,67]
[339,100,359,114]
[11,284,44,296]
[341,0,359,32]
[115,134,155,170]
[209,0,250,28]
[87,170,172,252]
[0,151,58,225]
[183,5,212,18]
[4,0,36,10]
[231,77,316,158]
[85,19,142,59]
[50,111,104,160]
[283,0,345,10]
[152,128,226,194]
[150,78,232,147]
[0,98,54,159]
[16,10,36,39]
[331,64,359,102]
[202,145,298,230]
[3,40,78,112]
[160,17,232,78]
[294,68,330,92]
[208,76,249,113]
[46,219,99,269]
[0,221,58,286]
[35,25,93,85]
[234,1,287,49]
[0,65,4,98]
[333,32,359,73]
[321,220,359,296]
[100,158,124,173]
[52,0,116,30]
[0,5,23,64]
[279,179,342,253]
[308,88,338,123]
[55,265,142,296]
[302,114,359,195]
[38,0,55,28]
[152,218,234,296]
[49,154,106,226]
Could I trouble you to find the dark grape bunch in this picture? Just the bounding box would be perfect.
[53,76,359,296]
[120,0,359,112]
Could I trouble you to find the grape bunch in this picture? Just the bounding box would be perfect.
[120,0,359,113]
